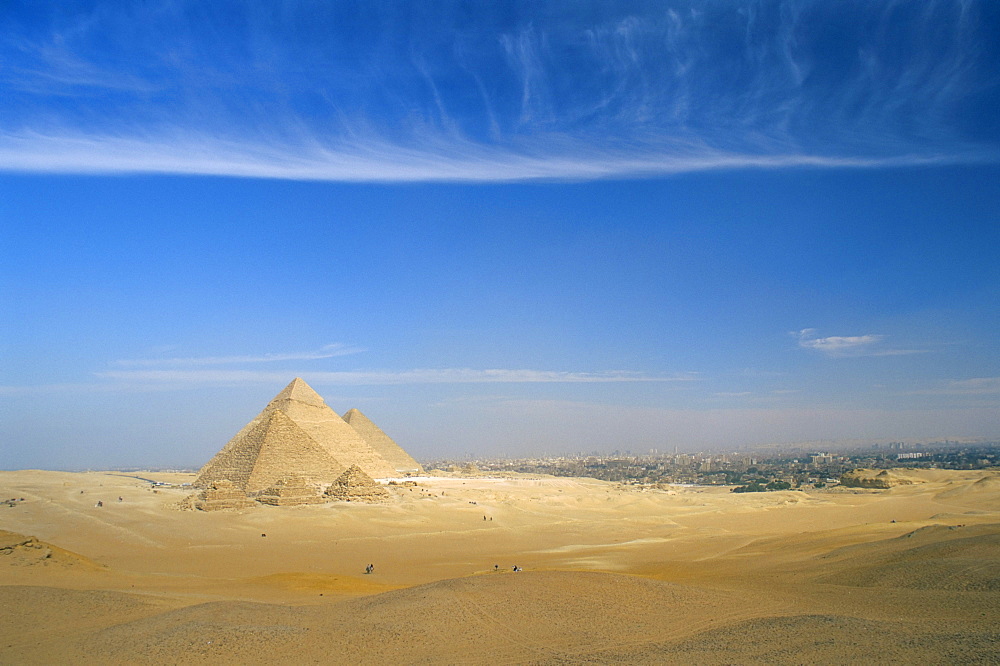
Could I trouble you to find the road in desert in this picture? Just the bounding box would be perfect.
[1,468,998,664]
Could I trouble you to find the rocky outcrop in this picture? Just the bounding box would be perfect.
[839,469,916,489]
[0,530,103,568]
[0,532,53,564]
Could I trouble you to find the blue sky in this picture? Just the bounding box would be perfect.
[1,1,998,469]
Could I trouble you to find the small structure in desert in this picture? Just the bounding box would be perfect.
[192,480,258,511]
[325,465,391,503]
[255,475,326,506]
[194,378,416,495]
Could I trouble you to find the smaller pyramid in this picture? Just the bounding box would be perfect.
[255,475,326,506]
[343,408,423,475]
[193,480,257,511]
[325,465,390,503]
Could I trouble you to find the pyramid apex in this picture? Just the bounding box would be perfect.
[342,408,365,422]
[271,377,326,407]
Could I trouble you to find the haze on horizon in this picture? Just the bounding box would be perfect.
[2,1,998,470]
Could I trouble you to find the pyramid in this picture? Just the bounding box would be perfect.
[194,378,399,492]
[325,465,390,503]
[255,475,326,506]
[343,408,423,475]
[192,480,257,511]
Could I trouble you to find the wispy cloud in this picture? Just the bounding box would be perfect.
[908,377,1000,396]
[794,329,927,357]
[796,329,884,356]
[94,368,699,386]
[1,130,939,183]
[113,343,365,367]
[0,1,996,182]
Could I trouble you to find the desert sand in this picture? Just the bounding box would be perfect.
[1,468,998,664]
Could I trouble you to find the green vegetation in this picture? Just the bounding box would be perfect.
[730,480,791,493]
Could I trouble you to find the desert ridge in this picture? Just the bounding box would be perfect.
[194,378,422,500]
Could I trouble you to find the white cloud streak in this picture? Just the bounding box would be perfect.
[113,343,365,367]
[1,130,950,183]
[796,329,884,356]
[93,368,699,386]
[794,329,927,357]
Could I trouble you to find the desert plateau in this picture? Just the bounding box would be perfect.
[2,465,998,664]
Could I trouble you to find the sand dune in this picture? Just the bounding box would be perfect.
[593,614,1000,665]
[936,473,1000,502]
[817,523,1000,591]
[2,468,999,663]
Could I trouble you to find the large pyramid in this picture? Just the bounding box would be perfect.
[194,378,401,492]
[343,408,423,475]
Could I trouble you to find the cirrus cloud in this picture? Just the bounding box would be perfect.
[1,0,997,182]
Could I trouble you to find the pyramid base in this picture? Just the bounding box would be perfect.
[256,494,327,506]
[193,498,258,511]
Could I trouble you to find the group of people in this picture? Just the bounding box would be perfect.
[493,564,522,572]
[365,563,375,574]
